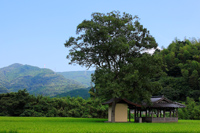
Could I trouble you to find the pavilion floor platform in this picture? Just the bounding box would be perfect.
[135,117,178,123]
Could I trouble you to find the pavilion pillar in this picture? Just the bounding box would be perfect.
[176,108,178,117]
[160,110,162,117]
[140,110,141,117]
[177,109,178,117]
[145,109,147,117]
[134,108,136,119]
[129,109,131,122]
[149,109,151,117]
[170,110,172,117]
[163,109,166,118]
[157,109,159,117]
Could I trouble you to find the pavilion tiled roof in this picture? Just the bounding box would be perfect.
[102,98,141,107]
[145,96,185,108]
[102,96,185,109]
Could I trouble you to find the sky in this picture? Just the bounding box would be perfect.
[0,0,200,72]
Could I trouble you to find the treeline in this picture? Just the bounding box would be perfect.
[54,87,91,99]
[0,89,107,118]
[154,39,200,120]
[154,39,200,102]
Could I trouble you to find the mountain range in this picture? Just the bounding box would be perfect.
[57,71,94,87]
[0,63,93,97]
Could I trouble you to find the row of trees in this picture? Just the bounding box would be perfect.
[0,89,107,118]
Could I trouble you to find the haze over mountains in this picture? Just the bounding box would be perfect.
[57,71,94,87]
[0,63,93,97]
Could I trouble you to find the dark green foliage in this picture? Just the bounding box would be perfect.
[0,89,107,118]
[0,63,85,96]
[55,87,91,99]
[178,97,200,120]
[92,54,163,103]
[0,89,30,116]
[158,76,190,101]
[157,39,200,101]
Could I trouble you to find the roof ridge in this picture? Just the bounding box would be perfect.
[151,95,164,98]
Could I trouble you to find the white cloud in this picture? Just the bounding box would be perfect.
[142,47,162,55]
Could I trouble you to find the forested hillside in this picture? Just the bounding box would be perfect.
[0,64,85,96]
[55,87,91,99]
[155,39,200,101]
[57,71,94,87]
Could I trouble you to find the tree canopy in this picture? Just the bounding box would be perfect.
[65,11,157,69]
[156,39,200,101]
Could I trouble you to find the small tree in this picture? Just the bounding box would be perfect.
[65,11,162,122]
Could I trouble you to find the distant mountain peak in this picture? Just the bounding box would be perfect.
[4,63,23,69]
[0,63,85,96]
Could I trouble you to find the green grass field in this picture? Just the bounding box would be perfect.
[0,117,200,133]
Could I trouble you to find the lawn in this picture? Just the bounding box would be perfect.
[0,117,200,133]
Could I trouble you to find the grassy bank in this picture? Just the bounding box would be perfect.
[0,117,200,132]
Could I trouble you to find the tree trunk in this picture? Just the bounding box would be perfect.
[111,98,116,123]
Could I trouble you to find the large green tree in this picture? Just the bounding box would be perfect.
[65,11,162,122]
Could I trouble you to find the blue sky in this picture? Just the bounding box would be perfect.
[1,0,200,72]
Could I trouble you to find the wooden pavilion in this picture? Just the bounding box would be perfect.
[102,96,185,123]
[134,96,185,123]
